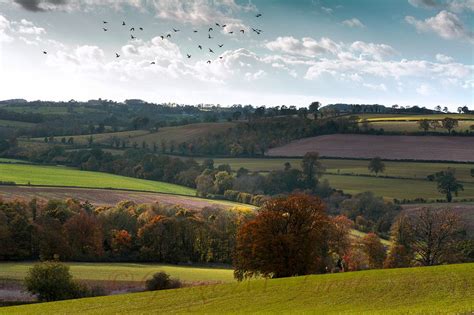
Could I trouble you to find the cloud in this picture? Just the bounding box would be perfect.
[0,15,13,43]
[435,53,454,63]
[350,41,397,61]
[342,18,365,28]
[363,83,387,91]
[321,6,333,14]
[405,10,473,42]
[408,0,474,12]
[265,36,341,58]
[13,0,68,12]
[408,0,441,9]
[16,19,46,35]
[416,83,434,95]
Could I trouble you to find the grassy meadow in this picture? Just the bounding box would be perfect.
[3,263,473,314]
[0,163,195,196]
[0,262,234,284]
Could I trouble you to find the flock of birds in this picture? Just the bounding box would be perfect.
[43,13,263,65]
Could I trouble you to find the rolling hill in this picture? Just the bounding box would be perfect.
[3,263,473,314]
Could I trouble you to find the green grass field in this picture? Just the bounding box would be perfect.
[0,164,195,196]
[367,120,473,133]
[4,263,473,314]
[0,262,234,284]
[0,119,36,128]
[356,113,474,121]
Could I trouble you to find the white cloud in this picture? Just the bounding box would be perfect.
[405,10,473,42]
[321,6,333,14]
[0,15,13,43]
[408,0,474,12]
[265,36,341,58]
[342,18,365,28]
[363,83,387,91]
[16,19,46,35]
[435,53,454,63]
[416,83,434,95]
[245,69,266,81]
[350,41,397,61]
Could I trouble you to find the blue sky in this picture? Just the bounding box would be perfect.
[0,0,472,109]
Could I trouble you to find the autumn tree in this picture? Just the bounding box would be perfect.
[442,117,458,134]
[361,233,386,269]
[301,152,325,189]
[418,119,431,133]
[384,214,414,268]
[368,157,385,176]
[432,168,464,202]
[64,210,104,260]
[233,194,340,280]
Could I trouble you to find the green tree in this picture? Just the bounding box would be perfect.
[441,118,459,134]
[418,119,431,133]
[214,171,234,195]
[368,157,385,176]
[301,152,325,188]
[309,101,321,120]
[432,168,464,202]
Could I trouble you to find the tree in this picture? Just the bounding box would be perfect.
[309,101,321,120]
[24,262,84,302]
[408,208,462,266]
[384,214,414,268]
[368,157,385,176]
[432,168,464,202]
[361,233,386,269]
[435,105,441,112]
[418,119,431,132]
[301,152,325,188]
[195,172,215,197]
[442,117,458,134]
[234,194,340,280]
[214,171,234,195]
[471,169,474,178]
[145,271,181,291]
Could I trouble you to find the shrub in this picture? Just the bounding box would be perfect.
[145,272,182,291]
[24,261,83,302]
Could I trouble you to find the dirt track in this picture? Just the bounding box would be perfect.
[0,186,243,210]
[267,135,474,162]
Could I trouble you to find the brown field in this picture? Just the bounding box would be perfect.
[267,134,474,162]
[402,202,474,236]
[0,186,252,210]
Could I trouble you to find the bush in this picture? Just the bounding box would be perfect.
[24,261,84,302]
[145,272,182,291]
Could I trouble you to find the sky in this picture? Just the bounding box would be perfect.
[0,0,472,109]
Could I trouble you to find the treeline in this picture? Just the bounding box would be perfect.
[0,198,251,263]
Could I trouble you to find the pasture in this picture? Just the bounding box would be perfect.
[266,134,474,162]
[0,164,195,196]
[0,119,36,128]
[3,263,473,314]
[356,113,474,121]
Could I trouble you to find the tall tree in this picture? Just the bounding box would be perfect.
[301,152,325,188]
[309,101,321,120]
[442,117,458,134]
[361,233,386,269]
[368,157,385,176]
[432,168,464,202]
[418,119,431,133]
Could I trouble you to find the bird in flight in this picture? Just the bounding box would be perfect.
[209,48,214,53]
[256,13,262,17]
[198,45,202,50]
[43,51,47,54]
[215,23,220,27]
[173,28,180,32]
[131,35,136,39]
[103,21,108,24]
[160,35,164,40]
[187,54,191,58]
[122,21,126,26]
[228,31,234,34]
[207,60,211,64]
[208,27,213,32]
[150,61,156,65]
[222,24,227,28]
[218,44,224,48]
[115,53,120,58]
[103,28,108,31]
[130,27,135,32]
[252,28,261,35]
[193,30,198,33]
[240,29,245,34]
[208,34,213,39]
[219,56,223,59]
[166,34,171,38]
[139,27,144,31]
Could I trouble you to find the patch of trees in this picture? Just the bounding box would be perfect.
[418,118,460,134]
[0,198,251,264]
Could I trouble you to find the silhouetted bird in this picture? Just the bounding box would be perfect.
[219,56,223,59]
[130,27,135,31]
[207,60,211,64]
[103,21,108,24]
[151,61,156,64]
[116,53,120,58]
[198,45,202,50]
[122,21,126,26]
[187,54,191,58]
[193,30,198,33]
[256,13,262,17]
[131,35,136,39]
[173,28,180,32]
[139,27,144,31]
[43,51,47,54]
[228,31,234,34]
[209,48,214,53]
[215,23,220,27]
[208,27,213,32]
[240,29,245,33]
[252,28,261,35]
[208,34,212,39]
[160,35,165,40]
[222,24,227,28]
[103,28,108,31]
[218,44,224,48]
[166,34,171,38]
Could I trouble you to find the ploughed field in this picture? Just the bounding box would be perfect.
[3,263,473,314]
[267,134,474,162]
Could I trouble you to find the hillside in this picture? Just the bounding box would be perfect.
[4,264,473,314]
[0,163,195,196]
[267,134,474,162]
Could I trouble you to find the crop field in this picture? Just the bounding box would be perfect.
[0,262,234,284]
[37,122,236,146]
[355,113,474,121]
[267,134,474,162]
[0,164,195,196]
[367,120,473,133]
[4,263,473,314]
[0,186,252,210]
[323,174,474,201]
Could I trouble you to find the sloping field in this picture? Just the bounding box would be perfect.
[0,164,195,196]
[367,121,473,133]
[267,134,474,162]
[4,264,473,314]
[0,186,251,210]
[357,113,474,122]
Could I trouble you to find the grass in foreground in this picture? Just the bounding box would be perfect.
[0,262,234,284]
[0,164,195,196]
[3,263,473,314]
